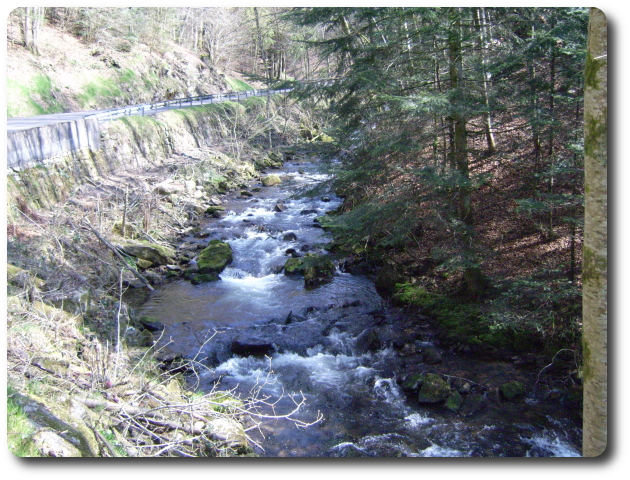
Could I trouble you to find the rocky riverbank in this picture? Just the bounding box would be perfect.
[5,129,319,456]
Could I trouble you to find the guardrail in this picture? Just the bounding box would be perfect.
[84,87,293,123]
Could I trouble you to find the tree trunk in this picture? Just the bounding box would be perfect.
[582,7,607,458]
[475,7,496,154]
[448,8,486,300]
[448,8,471,226]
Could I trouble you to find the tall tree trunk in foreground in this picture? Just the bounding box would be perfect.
[582,7,607,458]
[448,7,486,300]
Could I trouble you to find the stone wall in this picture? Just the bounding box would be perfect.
[7,118,101,171]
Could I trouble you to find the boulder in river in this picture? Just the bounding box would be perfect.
[355,328,381,354]
[445,390,463,413]
[499,381,526,401]
[231,340,275,358]
[197,240,233,273]
[205,206,226,214]
[417,373,452,404]
[190,273,221,285]
[283,254,335,288]
[421,345,443,365]
[261,175,282,187]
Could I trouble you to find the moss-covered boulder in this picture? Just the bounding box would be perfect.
[7,264,46,289]
[121,243,175,267]
[190,273,221,285]
[261,174,282,187]
[283,254,335,288]
[445,390,463,413]
[417,373,452,404]
[112,220,139,238]
[197,240,233,274]
[499,381,526,401]
[284,257,305,275]
[205,206,226,214]
[255,151,284,170]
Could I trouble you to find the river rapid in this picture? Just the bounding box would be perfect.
[139,156,582,457]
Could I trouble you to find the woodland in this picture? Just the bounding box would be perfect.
[6,7,606,458]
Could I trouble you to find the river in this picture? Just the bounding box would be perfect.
[138,155,582,457]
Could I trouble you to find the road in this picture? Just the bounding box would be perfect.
[6,89,289,132]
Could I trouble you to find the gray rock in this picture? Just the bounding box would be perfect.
[355,329,381,354]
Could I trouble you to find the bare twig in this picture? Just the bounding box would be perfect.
[81,218,154,291]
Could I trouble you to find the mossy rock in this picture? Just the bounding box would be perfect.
[283,254,335,288]
[500,381,526,401]
[7,264,46,289]
[191,273,221,285]
[121,243,175,267]
[205,206,226,214]
[261,174,282,187]
[445,390,463,412]
[417,373,452,404]
[283,257,306,276]
[401,372,425,392]
[112,220,139,238]
[197,240,233,274]
[136,258,153,270]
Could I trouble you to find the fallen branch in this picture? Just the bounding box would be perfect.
[81,218,154,291]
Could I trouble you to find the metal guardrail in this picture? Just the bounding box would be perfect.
[84,87,293,123]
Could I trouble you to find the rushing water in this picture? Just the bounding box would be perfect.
[139,157,582,457]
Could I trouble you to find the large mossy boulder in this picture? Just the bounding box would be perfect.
[7,264,46,290]
[445,390,463,413]
[197,240,233,274]
[417,373,452,404]
[499,381,526,401]
[283,254,335,288]
[121,243,175,267]
[261,174,282,187]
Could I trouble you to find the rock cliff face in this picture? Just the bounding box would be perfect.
[5,101,264,219]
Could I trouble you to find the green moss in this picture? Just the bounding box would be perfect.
[191,273,221,284]
[582,246,607,285]
[584,50,605,89]
[7,386,42,457]
[197,240,233,273]
[283,255,335,288]
[499,381,526,400]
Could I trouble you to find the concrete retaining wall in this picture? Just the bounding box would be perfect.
[7,118,101,171]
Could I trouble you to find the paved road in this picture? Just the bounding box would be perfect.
[7,89,289,132]
[7,110,109,132]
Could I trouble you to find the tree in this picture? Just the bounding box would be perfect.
[18,7,44,54]
[582,7,607,458]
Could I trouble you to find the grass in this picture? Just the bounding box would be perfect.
[7,74,65,117]
[78,76,123,109]
[224,76,252,92]
[7,386,42,457]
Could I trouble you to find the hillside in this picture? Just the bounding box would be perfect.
[6,20,258,118]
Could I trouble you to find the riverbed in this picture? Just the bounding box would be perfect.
[139,156,582,457]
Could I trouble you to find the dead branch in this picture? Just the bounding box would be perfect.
[81,218,154,291]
